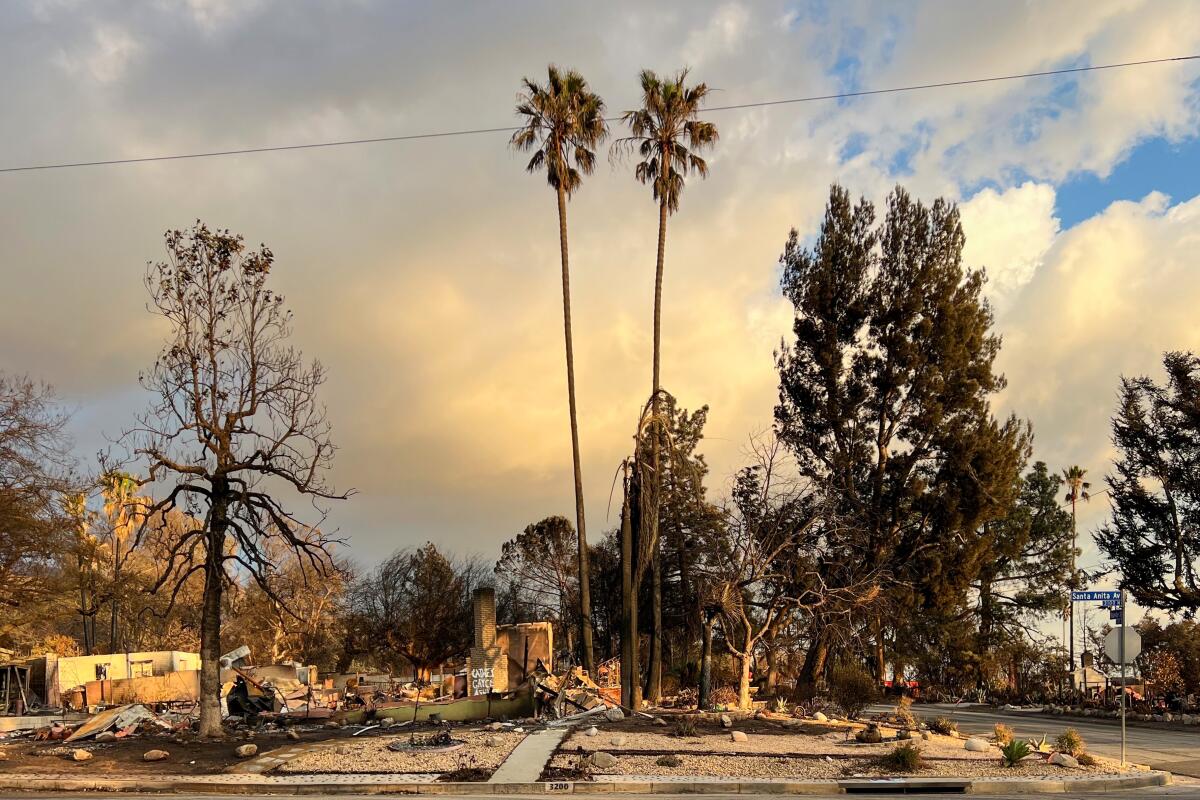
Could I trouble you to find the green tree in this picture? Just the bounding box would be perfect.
[1097,352,1200,613]
[975,463,1074,651]
[511,66,608,674]
[614,68,718,703]
[774,184,1026,689]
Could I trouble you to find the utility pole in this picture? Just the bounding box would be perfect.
[1119,587,1127,767]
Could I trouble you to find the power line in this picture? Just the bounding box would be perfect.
[2,54,1196,174]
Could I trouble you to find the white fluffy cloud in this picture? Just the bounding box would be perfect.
[960,182,1061,307]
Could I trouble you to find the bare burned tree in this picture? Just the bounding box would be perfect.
[123,223,349,737]
[703,433,882,709]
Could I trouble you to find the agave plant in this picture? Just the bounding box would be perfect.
[1001,738,1032,767]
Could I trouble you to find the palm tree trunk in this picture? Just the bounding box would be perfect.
[646,194,669,704]
[620,463,638,708]
[556,185,595,675]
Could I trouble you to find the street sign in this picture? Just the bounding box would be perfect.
[1072,590,1121,603]
[1104,627,1141,663]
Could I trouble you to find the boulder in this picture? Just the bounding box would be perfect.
[897,729,913,740]
[610,736,627,747]
[964,738,990,752]
[335,745,352,755]
[812,712,828,722]
[585,726,599,737]
[235,744,258,759]
[720,714,733,728]
[605,707,625,722]
[143,750,170,762]
[72,749,93,762]
[95,732,117,743]
[856,725,882,744]
[652,716,668,727]
[286,730,301,741]
[324,720,341,729]
[488,721,504,731]
[485,736,502,747]
[1049,752,1080,768]
[920,731,932,741]
[730,730,748,743]
[378,718,394,729]
[588,751,617,770]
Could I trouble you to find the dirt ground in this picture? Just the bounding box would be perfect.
[0,725,345,776]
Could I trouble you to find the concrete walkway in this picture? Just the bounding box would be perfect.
[486,728,568,783]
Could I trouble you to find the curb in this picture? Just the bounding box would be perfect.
[0,770,1170,795]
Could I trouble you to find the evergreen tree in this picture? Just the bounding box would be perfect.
[774,184,1026,688]
[1097,351,1200,613]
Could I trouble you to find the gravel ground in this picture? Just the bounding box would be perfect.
[277,729,525,775]
[548,750,1135,780]
[554,726,1138,779]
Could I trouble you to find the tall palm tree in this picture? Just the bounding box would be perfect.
[511,65,608,675]
[1063,465,1091,674]
[615,69,718,702]
[101,470,138,653]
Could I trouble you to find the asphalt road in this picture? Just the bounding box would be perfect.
[873,702,1200,778]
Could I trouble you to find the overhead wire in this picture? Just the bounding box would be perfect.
[1,54,1197,174]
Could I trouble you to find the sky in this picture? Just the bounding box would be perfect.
[2,1,1200,595]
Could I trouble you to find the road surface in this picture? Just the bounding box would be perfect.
[872,702,1200,777]
[0,791,1197,800]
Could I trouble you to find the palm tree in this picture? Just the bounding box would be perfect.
[614,69,718,703]
[1063,465,1091,673]
[101,470,139,653]
[511,65,608,675]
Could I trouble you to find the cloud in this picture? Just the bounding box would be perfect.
[960,182,1060,307]
[1,0,1199,564]
[994,190,1200,558]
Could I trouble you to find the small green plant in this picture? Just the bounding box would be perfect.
[655,754,683,768]
[772,697,790,714]
[1029,733,1050,753]
[1054,728,1085,757]
[828,664,878,719]
[993,723,1014,744]
[1000,738,1032,767]
[877,742,925,773]
[928,716,958,735]
[671,714,698,738]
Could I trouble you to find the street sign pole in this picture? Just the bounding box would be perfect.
[1119,587,1126,767]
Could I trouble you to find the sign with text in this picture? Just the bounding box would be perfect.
[1071,590,1121,603]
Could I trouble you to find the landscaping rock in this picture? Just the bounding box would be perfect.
[652,716,668,727]
[610,736,627,747]
[897,729,912,740]
[335,745,352,755]
[920,731,932,740]
[964,738,990,752]
[856,724,882,744]
[605,707,625,722]
[730,730,748,742]
[720,714,733,728]
[485,736,502,747]
[585,726,599,737]
[1049,752,1080,768]
[324,720,341,729]
[286,729,301,741]
[812,711,828,721]
[235,744,258,758]
[378,718,394,729]
[143,750,170,762]
[487,721,504,731]
[95,732,117,743]
[589,751,617,769]
[72,749,92,762]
